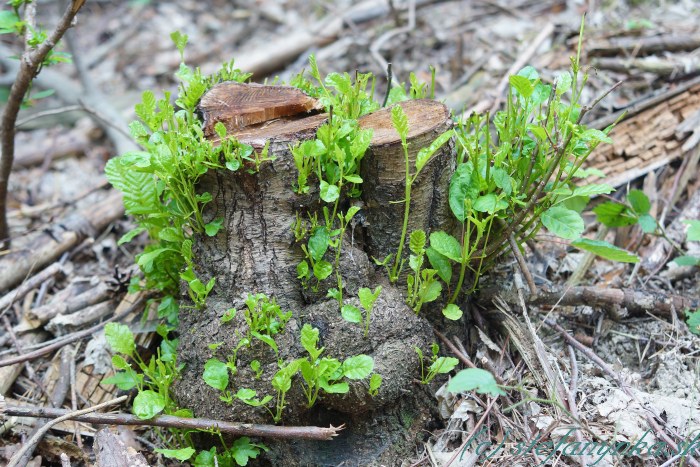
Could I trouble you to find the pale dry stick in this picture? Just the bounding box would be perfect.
[544,319,700,467]
[369,0,415,86]
[15,105,84,128]
[487,22,555,115]
[0,0,87,249]
[567,345,589,467]
[5,395,127,467]
[0,262,64,319]
[12,346,73,467]
[508,233,537,294]
[567,226,609,287]
[0,292,147,368]
[443,397,498,467]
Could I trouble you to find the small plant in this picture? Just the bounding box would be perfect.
[106,33,257,314]
[415,343,459,384]
[341,286,382,337]
[387,105,453,282]
[296,324,374,407]
[405,230,442,313]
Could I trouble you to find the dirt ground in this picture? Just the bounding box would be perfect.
[1,0,700,466]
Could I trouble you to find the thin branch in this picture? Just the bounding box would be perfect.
[0,0,87,250]
[2,402,344,441]
[6,395,126,467]
[508,233,537,295]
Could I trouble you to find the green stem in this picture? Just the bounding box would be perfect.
[391,143,411,282]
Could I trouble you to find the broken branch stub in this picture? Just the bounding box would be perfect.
[359,99,456,265]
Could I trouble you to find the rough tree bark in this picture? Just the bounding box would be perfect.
[172,83,456,464]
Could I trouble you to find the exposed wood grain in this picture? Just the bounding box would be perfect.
[197,82,322,137]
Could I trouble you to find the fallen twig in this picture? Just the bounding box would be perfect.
[0,262,65,319]
[5,395,128,467]
[0,292,146,368]
[2,402,344,441]
[0,189,124,292]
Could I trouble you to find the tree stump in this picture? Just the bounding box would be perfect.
[172,83,456,464]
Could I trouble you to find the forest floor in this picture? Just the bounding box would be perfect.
[1,0,700,466]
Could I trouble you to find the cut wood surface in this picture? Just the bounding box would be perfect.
[198,82,322,138]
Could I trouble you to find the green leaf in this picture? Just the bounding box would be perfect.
[301,324,322,360]
[369,373,382,394]
[133,390,166,419]
[0,10,21,35]
[231,437,263,466]
[449,163,479,221]
[555,72,572,95]
[571,184,615,198]
[137,248,169,273]
[297,260,309,279]
[685,220,700,242]
[155,447,195,461]
[571,238,639,263]
[409,230,426,255]
[341,304,362,323]
[203,358,229,391]
[593,201,638,227]
[313,260,333,281]
[205,217,224,236]
[448,368,505,396]
[541,206,584,240]
[581,128,613,144]
[391,104,409,142]
[308,227,330,262]
[673,255,700,266]
[358,286,381,311]
[473,194,508,214]
[442,304,463,320]
[319,380,349,394]
[426,247,452,283]
[490,167,512,195]
[170,31,189,59]
[509,75,533,98]
[638,214,657,234]
[686,309,700,336]
[102,370,139,390]
[429,231,462,262]
[416,130,453,173]
[343,174,363,184]
[627,189,650,215]
[105,323,135,357]
[342,355,374,379]
[252,331,279,354]
[117,227,146,245]
[319,180,340,203]
[419,276,442,303]
[194,447,217,466]
[344,206,361,223]
[429,356,459,375]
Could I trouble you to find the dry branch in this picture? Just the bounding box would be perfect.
[1,403,344,441]
[0,190,124,292]
[486,283,699,319]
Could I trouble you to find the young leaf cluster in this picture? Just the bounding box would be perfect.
[105,34,255,312]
